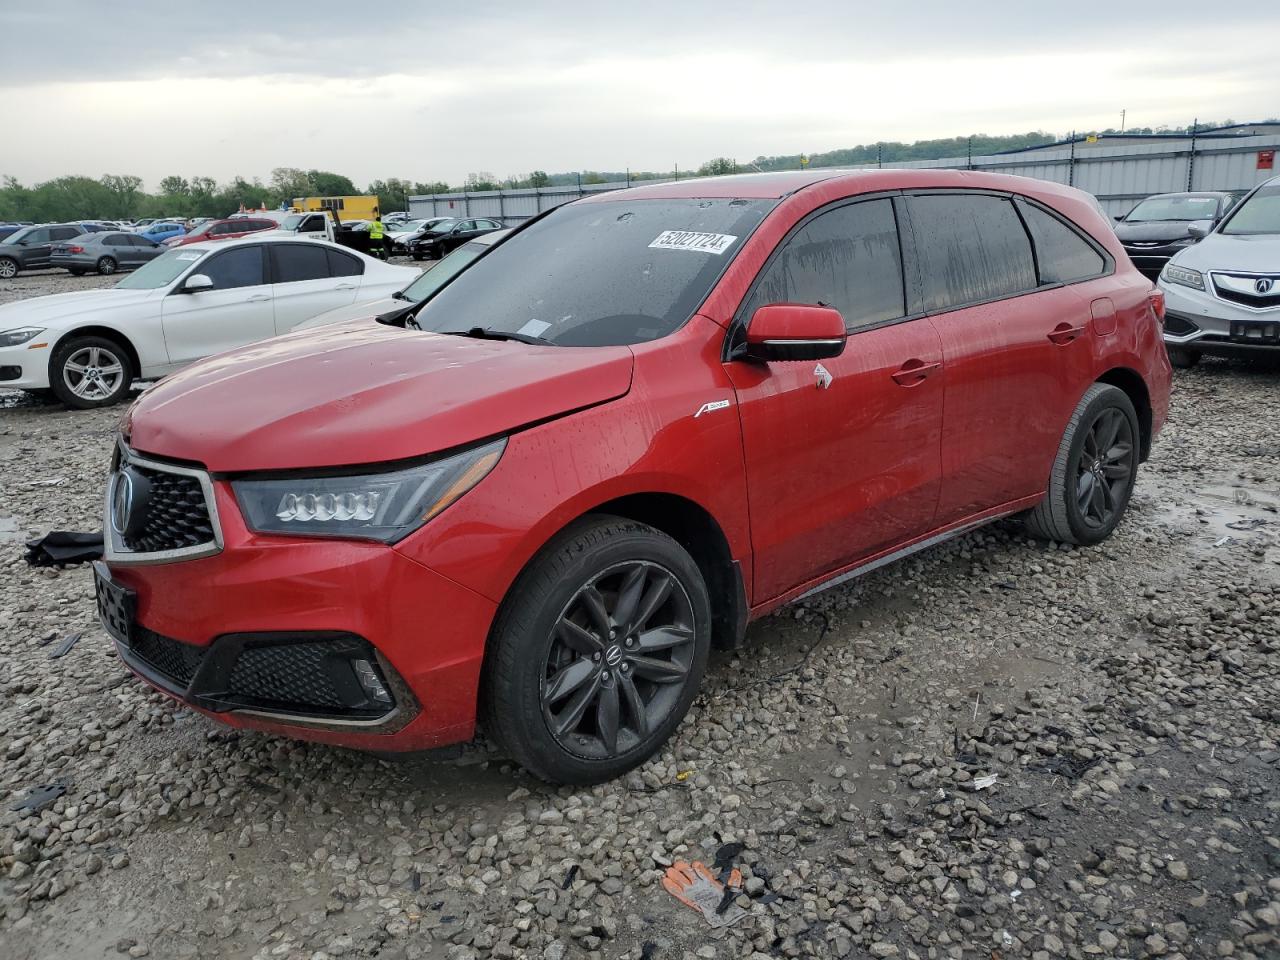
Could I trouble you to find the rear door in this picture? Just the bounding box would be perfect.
[725,196,945,602]
[906,192,1107,524]
[268,243,359,332]
[161,245,275,363]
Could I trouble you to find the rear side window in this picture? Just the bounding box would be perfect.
[910,194,1036,312]
[272,244,330,282]
[1018,203,1105,284]
[202,246,266,290]
[327,249,363,277]
[742,198,905,332]
[104,235,129,247]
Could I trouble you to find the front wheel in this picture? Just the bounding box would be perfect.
[1023,383,1140,546]
[483,517,711,784]
[49,336,134,409]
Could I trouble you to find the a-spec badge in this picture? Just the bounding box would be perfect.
[694,399,731,418]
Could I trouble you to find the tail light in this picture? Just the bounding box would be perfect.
[1147,288,1165,326]
[66,245,84,254]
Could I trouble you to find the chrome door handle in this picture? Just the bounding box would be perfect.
[335,283,356,290]
[246,294,271,302]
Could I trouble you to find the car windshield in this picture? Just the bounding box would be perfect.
[399,220,428,232]
[413,198,775,346]
[186,222,215,238]
[401,240,492,300]
[114,247,208,289]
[1126,196,1220,222]
[281,214,306,230]
[1,227,33,245]
[422,219,456,234]
[1220,185,1280,235]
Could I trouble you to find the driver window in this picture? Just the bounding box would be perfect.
[200,246,266,290]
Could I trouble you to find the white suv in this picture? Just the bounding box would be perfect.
[1159,175,1280,366]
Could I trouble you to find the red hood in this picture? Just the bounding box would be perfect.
[125,321,634,471]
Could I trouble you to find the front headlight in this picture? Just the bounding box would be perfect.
[0,327,45,347]
[1162,264,1205,291]
[233,438,506,542]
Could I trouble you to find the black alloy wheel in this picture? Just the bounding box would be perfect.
[96,256,117,275]
[1074,407,1133,531]
[483,516,711,784]
[1023,382,1140,546]
[541,560,696,760]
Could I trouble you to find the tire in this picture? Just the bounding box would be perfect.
[1023,383,1140,546]
[482,516,711,785]
[0,257,17,279]
[1167,346,1200,369]
[49,335,134,409]
[96,256,117,276]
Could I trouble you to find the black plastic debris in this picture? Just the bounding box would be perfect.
[24,531,104,567]
[11,781,68,814]
[49,633,82,659]
[713,842,745,872]
[562,864,580,889]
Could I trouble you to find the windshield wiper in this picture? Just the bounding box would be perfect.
[441,326,553,346]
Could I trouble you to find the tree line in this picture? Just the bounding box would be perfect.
[1,121,1264,222]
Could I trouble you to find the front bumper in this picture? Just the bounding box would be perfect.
[1162,280,1280,357]
[0,342,51,389]
[98,474,499,752]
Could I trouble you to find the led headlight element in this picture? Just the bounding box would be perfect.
[233,438,506,542]
[0,327,45,347]
[1162,264,1205,291]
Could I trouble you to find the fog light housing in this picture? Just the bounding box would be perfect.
[353,657,393,704]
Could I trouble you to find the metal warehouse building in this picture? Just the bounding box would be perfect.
[408,123,1280,223]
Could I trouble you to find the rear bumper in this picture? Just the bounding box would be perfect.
[99,504,499,751]
[49,254,98,270]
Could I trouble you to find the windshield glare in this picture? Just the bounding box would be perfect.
[281,214,306,229]
[1221,185,1280,235]
[115,247,207,289]
[413,198,775,346]
[1,228,32,245]
[1126,196,1219,222]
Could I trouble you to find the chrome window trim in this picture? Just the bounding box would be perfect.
[103,439,224,565]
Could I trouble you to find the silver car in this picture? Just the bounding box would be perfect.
[49,231,165,276]
[1160,175,1280,366]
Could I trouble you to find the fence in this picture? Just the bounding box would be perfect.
[409,133,1280,223]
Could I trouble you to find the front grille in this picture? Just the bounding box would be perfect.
[129,627,206,687]
[226,639,361,712]
[1212,274,1280,311]
[121,464,215,554]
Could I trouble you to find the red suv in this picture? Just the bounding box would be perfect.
[168,217,277,247]
[95,170,1171,784]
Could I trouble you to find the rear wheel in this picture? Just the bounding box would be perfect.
[1024,383,1140,546]
[1167,346,1200,369]
[49,336,133,409]
[483,517,711,784]
[96,256,118,276]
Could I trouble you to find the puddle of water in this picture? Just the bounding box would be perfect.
[1150,478,1280,565]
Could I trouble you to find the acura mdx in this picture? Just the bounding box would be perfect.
[94,170,1172,784]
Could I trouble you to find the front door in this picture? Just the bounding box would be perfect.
[724,197,945,603]
[161,245,275,364]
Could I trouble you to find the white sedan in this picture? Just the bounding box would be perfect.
[0,236,420,409]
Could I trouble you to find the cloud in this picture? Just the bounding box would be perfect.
[2,1,1277,188]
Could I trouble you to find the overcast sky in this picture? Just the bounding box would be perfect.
[2,1,1278,190]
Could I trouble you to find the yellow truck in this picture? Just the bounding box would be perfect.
[290,196,381,222]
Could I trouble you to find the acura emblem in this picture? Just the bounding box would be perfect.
[1256,278,1275,295]
[111,471,134,535]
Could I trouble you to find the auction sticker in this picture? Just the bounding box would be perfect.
[648,231,737,255]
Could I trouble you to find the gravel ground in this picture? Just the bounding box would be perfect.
[1,269,1278,960]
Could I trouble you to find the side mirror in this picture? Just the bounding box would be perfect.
[744,303,847,362]
[182,273,213,293]
[1187,222,1210,240]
